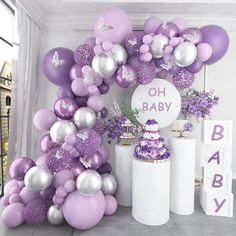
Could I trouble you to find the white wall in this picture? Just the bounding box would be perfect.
[35,29,236,178]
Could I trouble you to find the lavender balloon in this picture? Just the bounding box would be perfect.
[187,60,203,73]
[180,27,203,45]
[57,87,74,99]
[171,18,188,33]
[115,65,137,88]
[40,134,59,154]
[144,16,163,34]
[43,47,75,87]
[156,22,179,38]
[69,64,82,80]
[71,162,85,177]
[80,152,103,170]
[54,97,78,119]
[9,157,36,181]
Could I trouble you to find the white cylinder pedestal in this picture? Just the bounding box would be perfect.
[168,137,196,215]
[115,143,135,206]
[132,158,170,226]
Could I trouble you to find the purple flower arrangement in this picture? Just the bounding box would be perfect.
[181,89,219,120]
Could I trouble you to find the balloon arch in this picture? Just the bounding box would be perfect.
[1,7,229,230]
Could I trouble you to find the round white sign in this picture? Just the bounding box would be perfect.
[131,79,181,128]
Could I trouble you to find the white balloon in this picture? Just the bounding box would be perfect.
[111,44,127,65]
[47,205,64,225]
[150,35,169,59]
[24,166,53,192]
[73,107,96,129]
[101,174,117,195]
[173,42,197,67]
[50,120,77,144]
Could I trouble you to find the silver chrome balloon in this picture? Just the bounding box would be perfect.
[111,44,127,65]
[92,53,117,78]
[24,166,53,192]
[73,107,96,130]
[101,174,117,195]
[50,120,77,144]
[47,205,64,225]
[173,42,197,67]
[150,34,169,59]
[76,170,102,195]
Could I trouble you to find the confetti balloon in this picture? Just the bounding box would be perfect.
[173,68,195,89]
[94,7,132,44]
[74,44,95,67]
[93,116,107,136]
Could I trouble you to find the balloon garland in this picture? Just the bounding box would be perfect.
[1,7,229,230]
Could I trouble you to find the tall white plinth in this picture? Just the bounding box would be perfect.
[132,158,170,226]
[169,137,196,215]
[115,143,135,206]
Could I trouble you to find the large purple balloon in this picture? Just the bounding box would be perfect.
[40,134,59,154]
[63,190,105,230]
[180,27,203,45]
[200,25,229,64]
[9,157,36,181]
[54,97,78,119]
[43,47,75,86]
[57,87,74,99]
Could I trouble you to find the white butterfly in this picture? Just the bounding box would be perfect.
[162,22,168,30]
[182,28,199,43]
[77,131,89,141]
[83,72,94,85]
[160,63,172,71]
[51,51,66,67]
[61,100,69,109]
[128,38,137,46]
[122,66,132,81]
[80,159,92,168]
[97,17,113,32]
[55,150,63,160]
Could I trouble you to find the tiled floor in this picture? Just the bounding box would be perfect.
[0,182,235,236]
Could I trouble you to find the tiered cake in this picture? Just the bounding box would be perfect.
[134,119,170,161]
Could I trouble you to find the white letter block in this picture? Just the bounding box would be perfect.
[201,144,232,170]
[200,187,234,217]
[202,168,232,193]
[201,120,232,145]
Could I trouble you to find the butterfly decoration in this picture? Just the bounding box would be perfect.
[161,22,169,30]
[83,71,95,85]
[128,38,137,46]
[61,100,69,109]
[51,51,66,67]
[80,159,92,169]
[160,63,172,71]
[97,17,113,32]
[77,131,89,141]
[122,66,132,81]
[55,150,64,160]
[182,28,200,44]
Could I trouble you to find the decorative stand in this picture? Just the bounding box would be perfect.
[115,143,135,206]
[132,158,170,226]
[168,136,196,215]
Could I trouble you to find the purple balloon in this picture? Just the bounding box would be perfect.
[196,43,213,62]
[87,95,105,112]
[97,162,112,175]
[19,187,40,205]
[36,155,48,167]
[1,203,25,227]
[100,107,108,118]
[84,37,96,48]
[40,134,59,154]
[54,97,78,119]
[187,60,203,73]
[43,47,75,87]
[104,195,117,215]
[171,18,188,33]
[80,152,103,170]
[98,145,110,164]
[173,68,195,89]
[180,27,203,45]
[71,78,89,97]
[200,25,229,64]
[4,179,19,195]
[154,58,165,67]
[70,64,83,80]
[156,22,179,38]
[115,65,137,88]
[144,16,163,34]
[71,162,85,177]
[9,157,36,181]
[57,87,74,99]
[40,185,56,200]
[98,82,110,95]
[75,96,88,107]
[53,169,74,188]
[156,69,168,79]
[63,190,105,230]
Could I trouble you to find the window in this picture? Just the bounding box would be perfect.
[6,96,11,106]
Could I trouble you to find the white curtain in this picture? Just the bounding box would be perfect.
[6,5,40,179]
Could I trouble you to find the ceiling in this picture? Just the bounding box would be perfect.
[17,0,236,30]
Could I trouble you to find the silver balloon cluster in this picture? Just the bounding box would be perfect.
[75,170,117,196]
[92,44,127,78]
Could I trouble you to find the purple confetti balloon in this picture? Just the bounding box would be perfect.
[156,22,179,38]
[98,82,110,95]
[97,162,112,175]
[43,47,74,87]
[40,134,59,154]
[54,97,78,119]
[57,87,74,99]
[9,157,36,181]
[74,44,95,67]
[115,65,137,88]
[84,37,96,48]
[93,116,107,136]
[80,152,103,170]
[173,68,195,89]
[180,27,203,45]
[124,31,145,56]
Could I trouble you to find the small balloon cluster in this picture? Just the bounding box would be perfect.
[1,7,229,231]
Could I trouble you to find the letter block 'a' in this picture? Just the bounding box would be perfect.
[201,120,232,145]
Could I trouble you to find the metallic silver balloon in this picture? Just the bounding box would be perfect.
[150,34,169,59]
[101,174,117,195]
[24,166,53,192]
[50,120,77,144]
[92,53,117,78]
[76,170,102,195]
[173,42,197,67]
[47,205,64,225]
[111,44,127,65]
[73,107,96,129]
